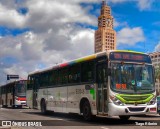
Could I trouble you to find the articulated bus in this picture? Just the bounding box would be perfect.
[26,50,157,120]
[0,80,27,108]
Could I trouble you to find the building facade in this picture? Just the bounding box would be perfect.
[95,0,116,53]
[149,52,160,94]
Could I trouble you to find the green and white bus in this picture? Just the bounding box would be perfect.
[26,50,157,120]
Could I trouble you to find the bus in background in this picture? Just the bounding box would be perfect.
[0,80,27,108]
[26,50,156,120]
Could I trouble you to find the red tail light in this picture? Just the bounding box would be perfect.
[16,97,26,101]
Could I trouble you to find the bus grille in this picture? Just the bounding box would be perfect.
[116,94,154,104]
[121,96,148,101]
[128,107,145,112]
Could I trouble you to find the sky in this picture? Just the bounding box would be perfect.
[0,0,160,85]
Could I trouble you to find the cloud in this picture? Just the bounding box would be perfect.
[137,0,154,11]
[155,42,160,52]
[107,0,128,3]
[0,27,94,84]
[0,3,27,28]
[25,0,97,32]
[0,0,98,30]
[0,0,99,84]
[114,19,128,28]
[108,0,154,11]
[152,21,160,26]
[117,27,145,45]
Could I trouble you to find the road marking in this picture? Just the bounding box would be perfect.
[101,127,110,129]
[0,108,9,110]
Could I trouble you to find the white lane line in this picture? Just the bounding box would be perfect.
[0,108,9,110]
[101,127,110,129]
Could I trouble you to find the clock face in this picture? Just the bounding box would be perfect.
[106,19,112,27]
[98,19,103,26]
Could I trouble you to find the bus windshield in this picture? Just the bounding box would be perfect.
[15,83,26,97]
[111,63,155,94]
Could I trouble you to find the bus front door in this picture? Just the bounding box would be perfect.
[33,78,38,109]
[97,63,108,114]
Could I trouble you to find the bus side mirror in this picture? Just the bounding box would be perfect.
[108,68,111,76]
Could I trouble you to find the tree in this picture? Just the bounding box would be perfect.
[155,65,160,95]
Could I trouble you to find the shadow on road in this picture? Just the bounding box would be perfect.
[1,106,29,109]
[22,110,152,126]
[132,114,160,118]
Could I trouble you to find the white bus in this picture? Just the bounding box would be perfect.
[26,50,157,120]
[0,80,27,108]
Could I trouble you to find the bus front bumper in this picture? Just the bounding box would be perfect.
[108,103,157,116]
[15,100,26,106]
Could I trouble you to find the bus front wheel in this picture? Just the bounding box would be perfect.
[119,115,130,120]
[41,100,46,115]
[82,101,92,121]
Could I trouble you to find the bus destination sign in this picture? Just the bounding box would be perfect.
[110,52,151,63]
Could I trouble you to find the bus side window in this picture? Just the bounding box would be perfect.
[61,68,68,84]
[27,76,33,90]
[68,64,80,84]
[81,61,94,82]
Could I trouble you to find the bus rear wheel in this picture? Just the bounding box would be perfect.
[82,101,92,121]
[119,115,130,120]
[41,100,47,115]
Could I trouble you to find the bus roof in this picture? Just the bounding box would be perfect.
[29,51,106,75]
[29,50,147,76]
[111,50,145,54]
[0,80,27,87]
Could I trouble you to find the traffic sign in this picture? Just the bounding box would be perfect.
[7,75,19,80]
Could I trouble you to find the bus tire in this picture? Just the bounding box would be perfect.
[2,100,4,108]
[18,105,22,109]
[82,101,92,121]
[119,115,130,120]
[10,100,12,106]
[41,99,47,115]
[12,105,15,109]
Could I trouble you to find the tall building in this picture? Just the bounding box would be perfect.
[95,0,116,53]
[149,52,160,94]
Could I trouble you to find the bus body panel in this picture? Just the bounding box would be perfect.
[26,90,33,108]
[67,84,97,114]
[44,87,68,112]
[7,93,12,106]
[1,94,6,106]
[36,84,97,114]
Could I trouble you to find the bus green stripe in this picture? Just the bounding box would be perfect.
[116,94,154,104]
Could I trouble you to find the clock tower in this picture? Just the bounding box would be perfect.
[95,0,116,53]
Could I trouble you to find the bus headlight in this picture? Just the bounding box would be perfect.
[148,97,156,105]
[110,96,124,106]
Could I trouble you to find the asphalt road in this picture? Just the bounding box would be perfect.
[0,107,160,129]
